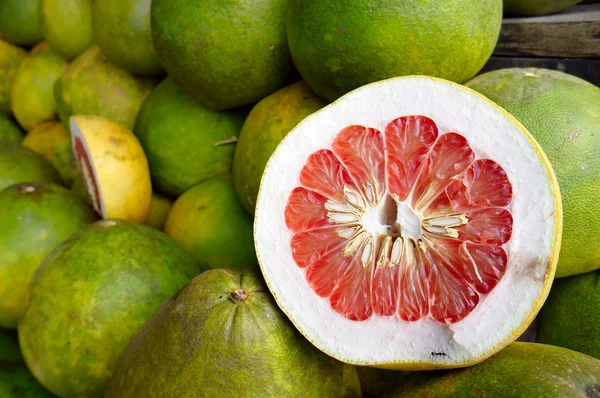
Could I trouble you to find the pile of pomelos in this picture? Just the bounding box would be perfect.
[0,0,599,397]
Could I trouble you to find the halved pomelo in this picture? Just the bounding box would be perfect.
[255,76,562,369]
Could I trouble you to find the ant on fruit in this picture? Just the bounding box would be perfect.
[430,351,448,358]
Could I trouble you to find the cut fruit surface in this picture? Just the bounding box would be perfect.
[255,76,562,369]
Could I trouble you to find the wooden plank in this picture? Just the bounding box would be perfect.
[494,4,600,58]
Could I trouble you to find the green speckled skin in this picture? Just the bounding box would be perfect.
[151,0,295,110]
[538,270,600,360]
[0,40,25,115]
[54,46,155,131]
[0,328,22,362]
[164,174,256,269]
[504,0,581,16]
[0,140,62,191]
[11,43,68,131]
[288,0,503,101]
[0,183,95,328]
[18,219,203,397]
[0,115,24,143]
[134,78,246,196]
[386,343,600,398]
[107,267,362,397]
[466,68,600,278]
[0,0,43,46]
[93,0,162,75]
[41,0,93,60]
[0,363,53,397]
[233,81,327,214]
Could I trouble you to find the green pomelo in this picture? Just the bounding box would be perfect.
[0,39,25,115]
[0,140,62,191]
[386,342,600,397]
[145,191,173,230]
[107,267,362,397]
[0,328,21,362]
[22,122,77,186]
[54,46,155,130]
[233,81,327,214]
[0,114,24,143]
[93,0,163,75]
[11,43,68,131]
[357,368,407,398]
[151,0,295,110]
[134,77,246,196]
[0,0,43,46]
[164,174,256,269]
[287,0,502,101]
[504,0,582,16]
[466,68,600,277]
[18,219,203,397]
[0,362,53,397]
[537,270,600,360]
[41,0,93,60]
[0,183,95,328]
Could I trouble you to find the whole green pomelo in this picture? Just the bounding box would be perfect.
[0,328,21,362]
[288,0,502,101]
[386,342,600,397]
[0,140,62,191]
[537,270,600,360]
[93,0,162,75]
[0,114,23,143]
[54,46,155,130]
[144,191,173,230]
[233,81,327,214]
[0,39,25,115]
[151,0,295,110]
[0,0,43,46]
[466,68,600,278]
[134,77,246,196]
[18,219,203,397]
[164,174,256,269]
[107,266,362,397]
[11,43,68,131]
[504,0,582,16]
[41,0,93,60]
[0,362,53,397]
[0,183,95,328]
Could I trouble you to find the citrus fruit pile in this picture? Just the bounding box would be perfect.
[0,0,598,397]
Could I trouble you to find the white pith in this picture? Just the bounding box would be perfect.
[254,76,560,368]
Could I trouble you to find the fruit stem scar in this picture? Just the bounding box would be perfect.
[213,136,238,146]
[228,289,248,303]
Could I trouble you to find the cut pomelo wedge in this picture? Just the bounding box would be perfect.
[255,76,562,369]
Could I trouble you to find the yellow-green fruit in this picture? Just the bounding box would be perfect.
[54,46,155,130]
[0,140,62,191]
[0,39,25,115]
[165,174,256,269]
[387,343,600,397]
[0,0,43,46]
[466,68,600,277]
[145,191,173,230]
[0,114,24,143]
[288,0,502,101]
[504,0,582,16]
[0,183,95,328]
[10,42,68,131]
[41,0,93,60]
[107,267,362,397]
[93,0,163,75]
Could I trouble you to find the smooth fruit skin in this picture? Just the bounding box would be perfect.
[0,140,62,191]
[467,68,600,278]
[144,191,173,230]
[93,0,163,75]
[41,0,93,60]
[18,219,203,398]
[151,0,295,110]
[0,183,95,328]
[11,43,68,131]
[54,46,155,131]
[107,267,362,397]
[287,0,502,101]
[504,0,582,16]
[134,78,246,196]
[0,39,25,115]
[386,343,600,397]
[537,270,600,360]
[0,114,24,143]
[165,174,257,269]
[233,81,327,214]
[0,328,21,362]
[0,0,43,46]
[0,362,53,398]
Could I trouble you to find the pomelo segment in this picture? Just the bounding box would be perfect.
[255,76,561,369]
